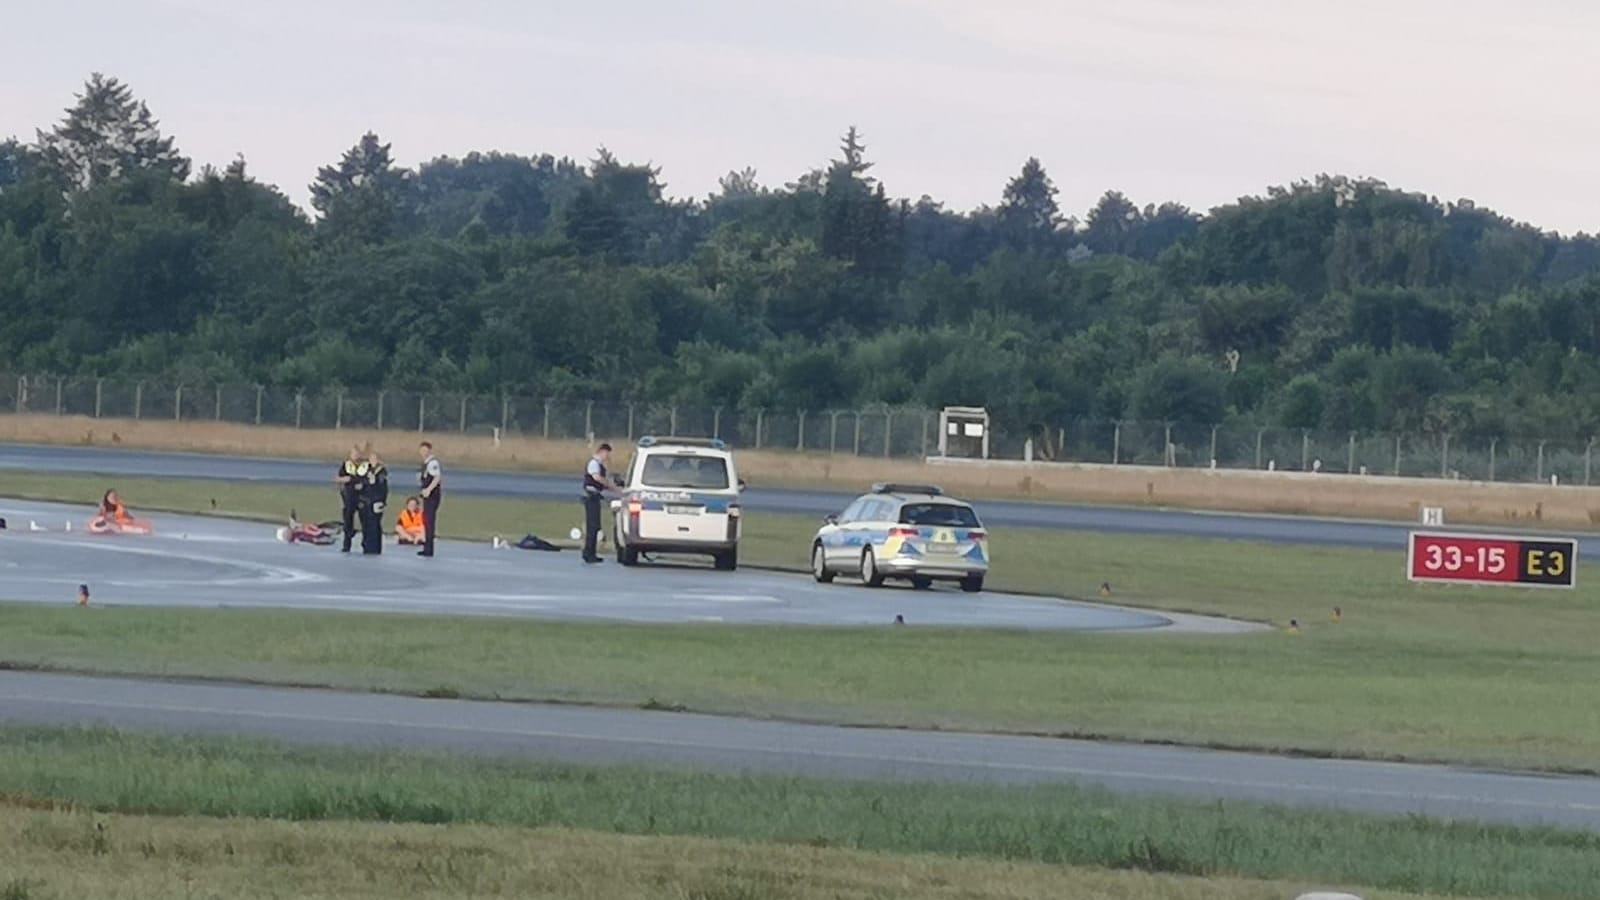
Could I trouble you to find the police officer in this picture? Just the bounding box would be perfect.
[359,450,390,555]
[335,445,367,553]
[417,441,443,557]
[581,442,619,564]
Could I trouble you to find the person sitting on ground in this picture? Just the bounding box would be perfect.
[396,495,426,545]
[88,489,153,535]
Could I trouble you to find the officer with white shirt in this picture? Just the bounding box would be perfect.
[581,442,618,564]
[417,441,443,557]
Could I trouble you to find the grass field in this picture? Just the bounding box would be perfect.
[8,411,1600,526]
[5,472,1600,771]
[4,726,1598,899]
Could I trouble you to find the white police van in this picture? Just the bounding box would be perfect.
[611,436,745,570]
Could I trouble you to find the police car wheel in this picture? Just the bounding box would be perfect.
[812,543,834,583]
[714,548,738,571]
[860,548,885,588]
[960,575,984,593]
[616,530,639,566]
[911,576,933,591]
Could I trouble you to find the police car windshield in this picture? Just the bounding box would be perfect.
[641,454,730,490]
[898,503,980,528]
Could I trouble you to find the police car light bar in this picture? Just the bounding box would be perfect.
[872,483,943,496]
[638,435,727,450]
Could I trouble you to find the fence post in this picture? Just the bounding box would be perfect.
[13,376,21,413]
[626,403,635,440]
[94,379,103,419]
[1254,428,1263,469]
[582,400,592,439]
[1209,425,1218,466]
[852,412,862,456]
[54,376,63,415]
[1489,437,1497,482]
[884,410,893,457]
[501,394,510,435]
[829,412,839,454]
[214,385,222,421]
[1345,432,1355,474]
[134,382,143,419]
[417,395,426,433]
[1393,434,1402,477]
[1164,422,1173,467]
[458,395,468,433]
[1441,434,1449,478]
[1587,438,1594,487]
[712,407,721,439]
[1113,421,1122,465]
[543,400,551,439]
[670,406,678,436]
[755,409,764,449]
[254,385,263,425]
[294,392,304,429]
[376,391,385,430]
[335,391,344,430]
[1301,429,1310,471]
[1537,441,1546,482]
[797,410,806,450]
[923,412,931,458]
[174,385,183,422]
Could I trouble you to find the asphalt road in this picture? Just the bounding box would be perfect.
[0,441,1526,551]
[1,499,1246,632]
[4,671,1599,830]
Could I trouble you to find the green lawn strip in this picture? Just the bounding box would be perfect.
[1,725,1595,900]
[5,471,1600,772]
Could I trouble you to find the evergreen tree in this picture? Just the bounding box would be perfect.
[36,73,190,191]
[998,157,1060,250]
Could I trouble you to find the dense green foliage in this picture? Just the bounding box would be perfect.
[5,75,1600,437]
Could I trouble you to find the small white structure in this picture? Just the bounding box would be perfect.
[937,406,990,459]
[1421,506,1444,526]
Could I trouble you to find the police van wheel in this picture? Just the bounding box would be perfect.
[714,549,738,571]
[960,575,984,594]
[615,527,639,566]
[860,549,885,588]
[812,543,834,583]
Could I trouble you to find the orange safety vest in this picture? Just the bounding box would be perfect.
[398,509,424,533]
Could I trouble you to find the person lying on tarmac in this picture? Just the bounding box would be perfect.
[396,496,425,545]
[88,489,153,535]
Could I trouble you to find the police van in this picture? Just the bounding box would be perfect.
[611,436,744,570]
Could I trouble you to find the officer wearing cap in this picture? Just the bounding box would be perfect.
[581,442,619,564]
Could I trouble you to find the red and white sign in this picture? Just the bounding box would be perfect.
[1407,531,1576,588]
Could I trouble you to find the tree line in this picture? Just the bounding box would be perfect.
[4,74,1600,440]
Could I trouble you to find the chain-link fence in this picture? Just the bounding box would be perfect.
[4,373,1598,485]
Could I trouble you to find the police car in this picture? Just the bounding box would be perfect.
[611,436,744,570]
[811,483,988,592]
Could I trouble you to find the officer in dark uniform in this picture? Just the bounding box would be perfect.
[335,445,366,553]
[417,441,443,557]
[359,450,390,555]
[581,442,617,564]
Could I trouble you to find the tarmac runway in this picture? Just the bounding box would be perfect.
[0,442,1522,550]
[0,499,1240,632]
[4,670,1600,831]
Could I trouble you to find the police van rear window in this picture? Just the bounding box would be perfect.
[641,454,730,490]
[899,503,980,528]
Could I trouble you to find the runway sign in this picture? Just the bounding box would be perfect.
[1407,531,1576,588]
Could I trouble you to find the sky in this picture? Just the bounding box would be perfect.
[3,0,1597,235]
